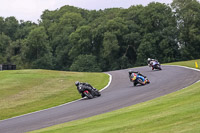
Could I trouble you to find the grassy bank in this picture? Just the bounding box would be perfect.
[0,69,109,120]
[166,59,200,69]
[30,59,200,133]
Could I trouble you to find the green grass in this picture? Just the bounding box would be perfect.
[30,59,200,133]
[0,69,109,120]
[165,59,200,70]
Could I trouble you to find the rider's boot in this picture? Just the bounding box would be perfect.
[81,93,85,98]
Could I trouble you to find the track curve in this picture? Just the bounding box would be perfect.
[0,65,200,133]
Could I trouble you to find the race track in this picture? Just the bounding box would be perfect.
[0,65,200,133]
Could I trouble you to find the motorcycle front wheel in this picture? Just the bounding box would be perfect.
[95,91,101,97]
[133,82,137,86]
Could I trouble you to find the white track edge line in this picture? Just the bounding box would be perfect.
[1,73,112,122]
[100,73,112,92]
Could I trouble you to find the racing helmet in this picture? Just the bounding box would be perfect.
[147,58,151,61]
[75,81,80,86]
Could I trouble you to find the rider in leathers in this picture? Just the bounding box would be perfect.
[147,58,158,70]
[128,70,147,85]
[75,81,97,98]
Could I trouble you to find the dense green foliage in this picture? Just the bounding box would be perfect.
[1,0,200,71]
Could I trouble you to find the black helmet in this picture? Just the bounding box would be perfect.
[75,81,80,86]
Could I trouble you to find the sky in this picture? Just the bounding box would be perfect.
[0,0,173,23]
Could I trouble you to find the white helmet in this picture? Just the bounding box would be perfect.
[147,58,151,61]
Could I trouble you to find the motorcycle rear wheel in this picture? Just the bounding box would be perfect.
[84,91,93,99]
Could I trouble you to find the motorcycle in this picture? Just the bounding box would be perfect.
[129,71,150,86]
[150,61,162,70]
[78,84,101,99]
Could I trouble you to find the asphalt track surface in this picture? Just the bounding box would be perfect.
[0,65,200,133]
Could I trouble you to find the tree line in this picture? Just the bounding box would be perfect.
[0,0,200,72]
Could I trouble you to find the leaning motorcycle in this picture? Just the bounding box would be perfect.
[78,84,101,99]
[129,72,150,86]
[151,61,162,70]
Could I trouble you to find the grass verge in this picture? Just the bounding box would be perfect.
[30,59,200,133]
[166,59,200,70]
[0,69,109,120]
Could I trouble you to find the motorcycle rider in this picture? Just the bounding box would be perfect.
[128,70,147,85]
[75,81,98,98]
[147,58,158,70]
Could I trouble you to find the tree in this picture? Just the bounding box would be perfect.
[15,21,37,40]
[68,25,92,60]
[41,10,86,70]
[25,26,53,69]
[4,17,19,40]
[0,33,11,63]
[101,32,120,70]
[136,33,156,65]
[60,12,85,31]
[172,0,200,59]
[70,54,101,72]
[136,2,179,64]
[0,17,5,33]
[7,39,27,69]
